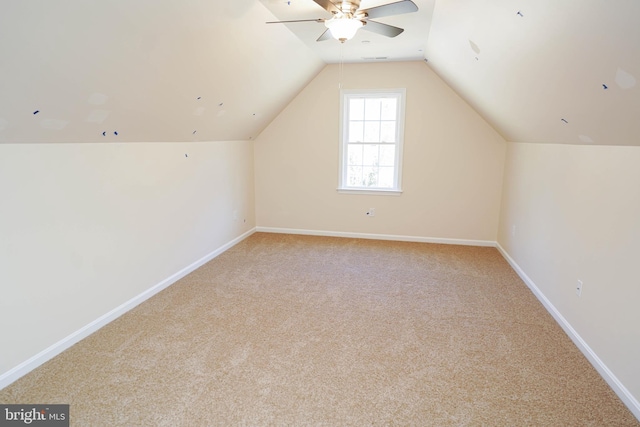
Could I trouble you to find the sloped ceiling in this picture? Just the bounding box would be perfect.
[2,0,639,146]
[0,0,324,143]
[425,0,640,146]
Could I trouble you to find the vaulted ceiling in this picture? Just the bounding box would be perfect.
[0,0,324,143]
[425,0,640,146]
[1,0,639,146]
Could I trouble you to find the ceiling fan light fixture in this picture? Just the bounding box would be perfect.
[324,17,363,42]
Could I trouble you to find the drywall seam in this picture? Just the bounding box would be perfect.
[0,227,257,391]
[256,226,495,247]
[496,243,640,421]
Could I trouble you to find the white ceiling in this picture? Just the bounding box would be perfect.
[0,0,324,143]
[424,0,640,146]
[1,0,639,146]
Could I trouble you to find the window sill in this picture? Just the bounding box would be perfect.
[337,188,403,196]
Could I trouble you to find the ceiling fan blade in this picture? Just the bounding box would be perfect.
[316,29,333,42]
[362,0,418,19]
[313,0,341,14]
[362,20,404,37]
[266,18,325,24]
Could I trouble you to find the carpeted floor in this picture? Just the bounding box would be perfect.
[1,233,638,426]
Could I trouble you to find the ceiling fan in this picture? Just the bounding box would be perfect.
[267,0,419,43]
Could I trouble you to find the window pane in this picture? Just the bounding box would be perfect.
[363,144,379,166]
[349,121,364,142]
[363,121,380,142]
[350,98,365,120]
[381,98,397,120]
[347,144,363,166]
[379,145,395,166]
[347,166,363,186]
[380,121,396,143]
[341,90,403,191]
[378,167,394,188]
[362,166,378,187]
[364,98,381,120]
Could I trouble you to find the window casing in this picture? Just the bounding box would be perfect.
[338,89,405,194]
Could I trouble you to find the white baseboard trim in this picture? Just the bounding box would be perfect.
[496,243,640,421]
[0,227,256,391]
[255,226,495,247]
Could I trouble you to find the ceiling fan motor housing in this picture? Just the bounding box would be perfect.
[341,1,361,16]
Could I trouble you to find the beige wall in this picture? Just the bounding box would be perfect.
[254,61,506,242]
[498,141,640,409]
[0,141,255,378]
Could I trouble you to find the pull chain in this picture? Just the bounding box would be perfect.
[339,42,344,89]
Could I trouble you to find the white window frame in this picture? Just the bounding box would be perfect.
[337,88,406,195]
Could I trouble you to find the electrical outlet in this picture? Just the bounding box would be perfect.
[511,225,516,237]
[576,280,583,296]
[366,208,375,217]
[233,210,238,221]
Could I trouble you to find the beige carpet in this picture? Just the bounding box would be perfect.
[1,233,638,426]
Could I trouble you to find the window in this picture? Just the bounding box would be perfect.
[338,89,405,194]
